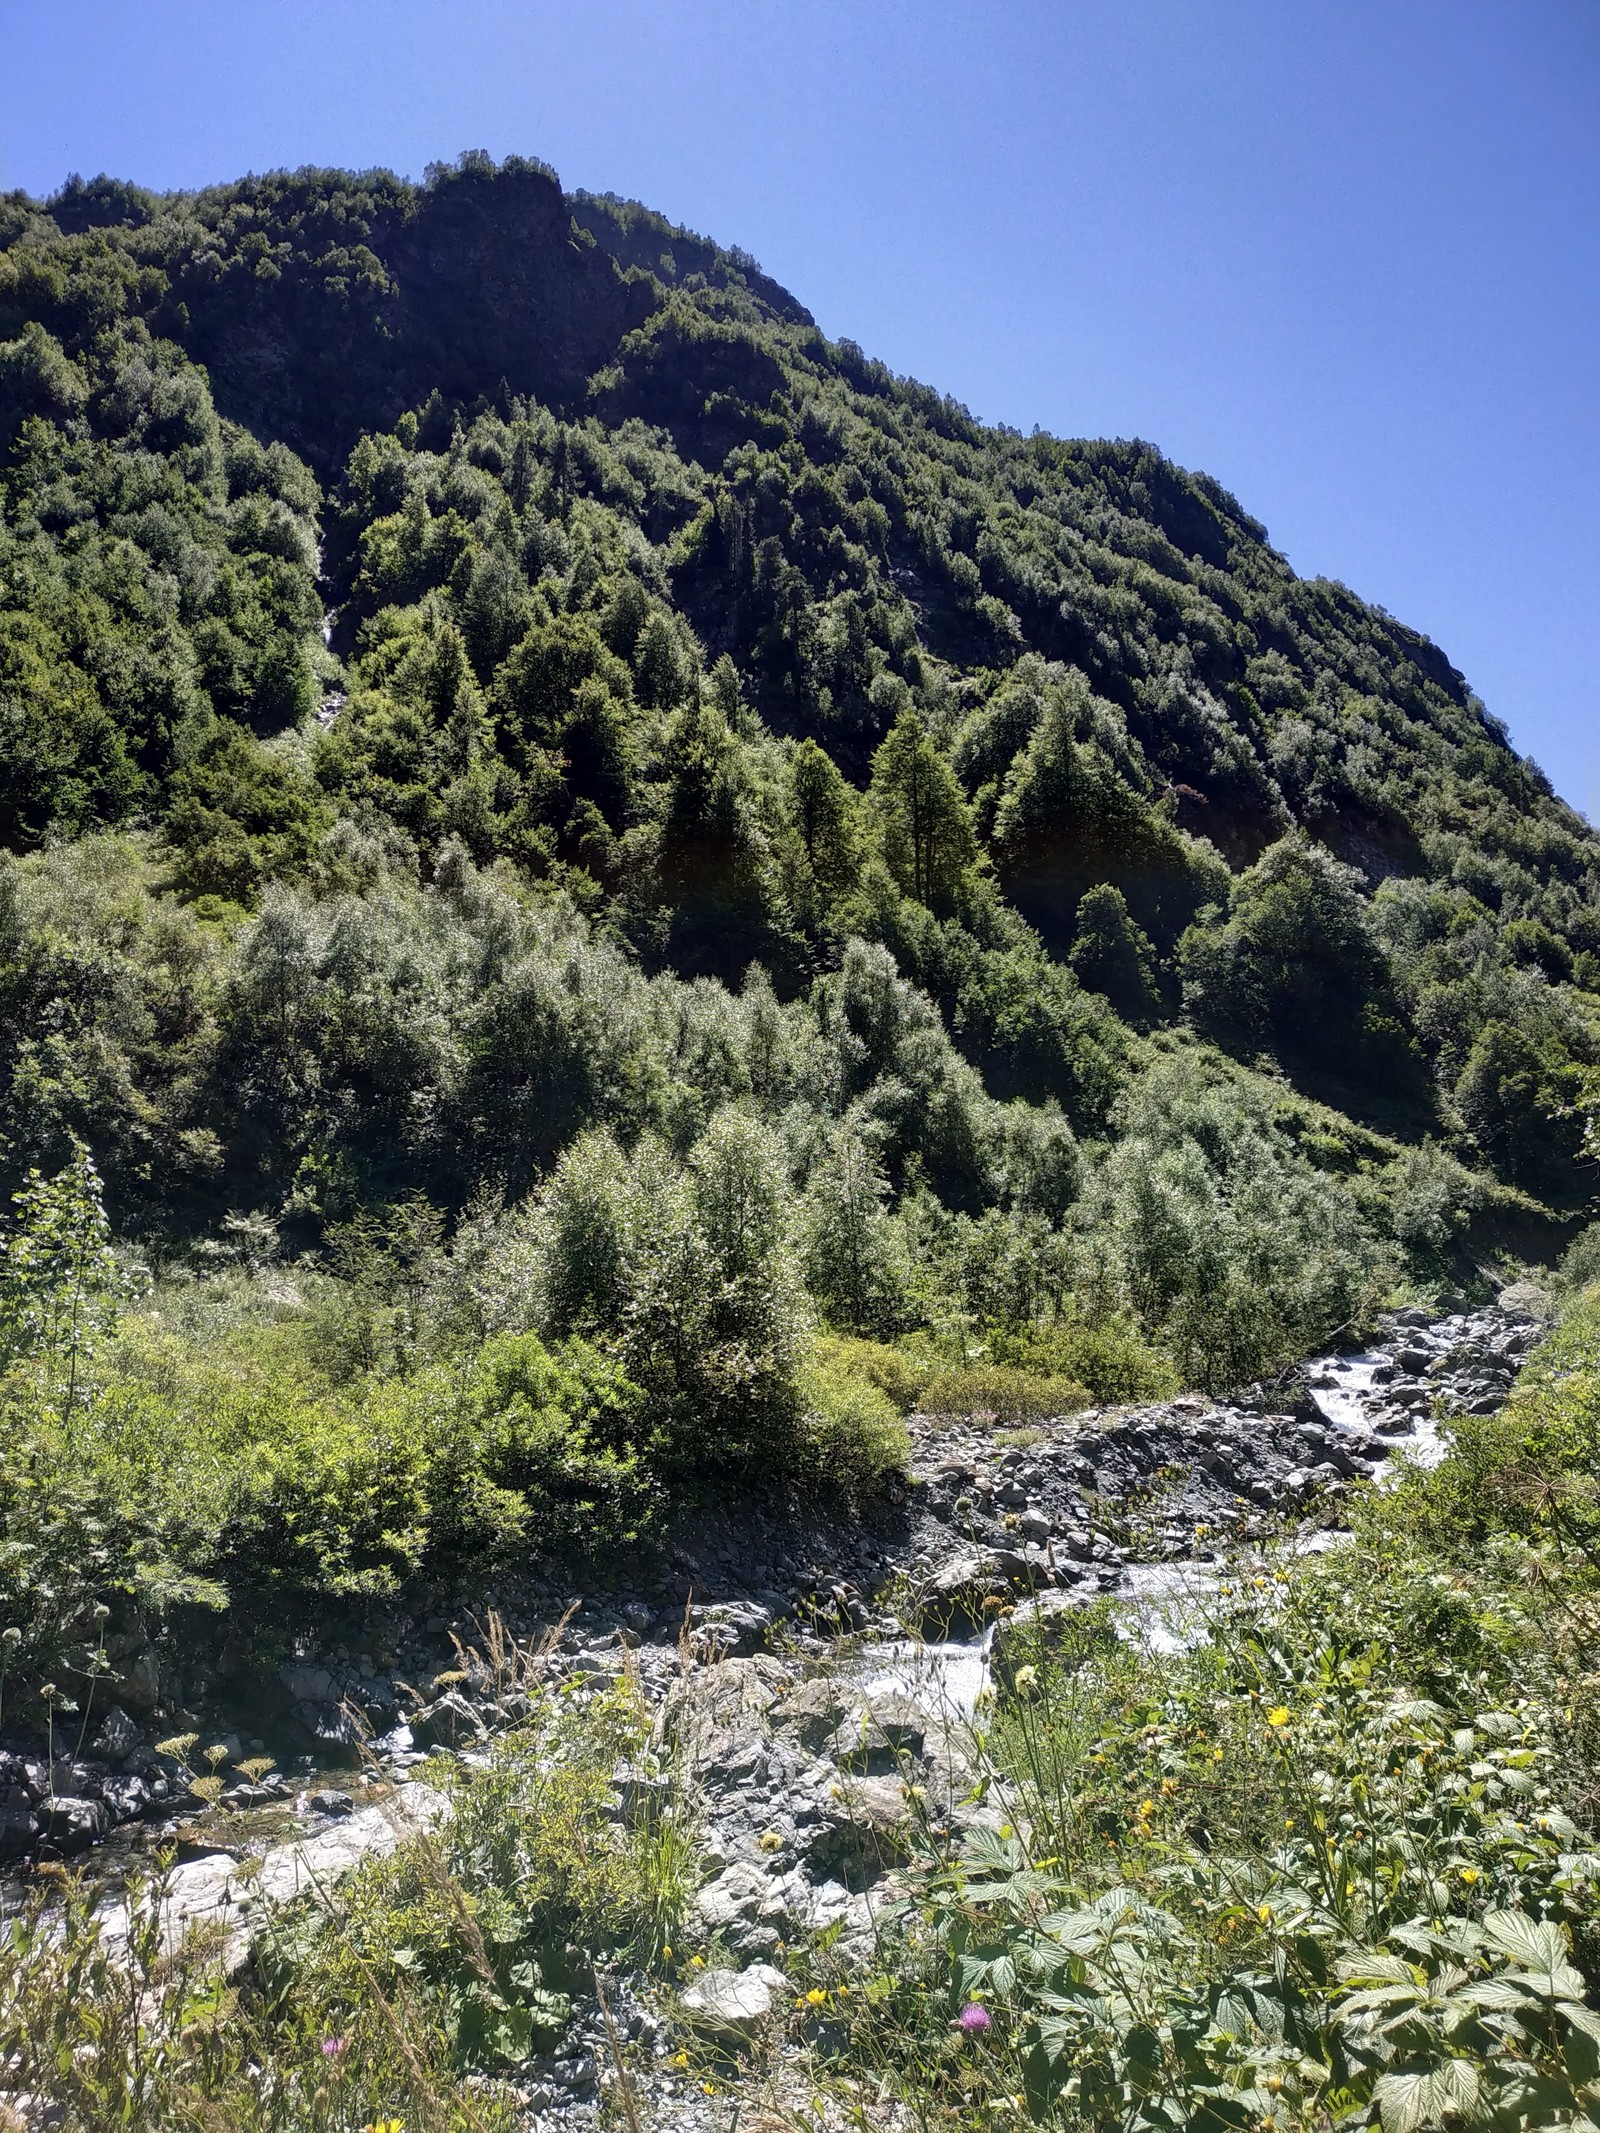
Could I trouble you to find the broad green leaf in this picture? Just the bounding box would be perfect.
[1376,2059,1480,2133]
[1480,1911,1568,1976]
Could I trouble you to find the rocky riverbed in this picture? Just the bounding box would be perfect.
[0,1295,1547,1878]
[0,1296,1553,2129]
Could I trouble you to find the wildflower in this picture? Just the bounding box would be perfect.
[958,2003,993,2034]
[806,1987,828,2006]
[670,2051,689,2069]
[1012,1665,1038,1695]
[1460,1865,1481,1884]
[1212,1747,1224,1762]
[661,1945,672,1959]
[758,1829,784,1852]
[1258,1903,1274,1923]
[1266,1707,1291,1729]
[363,2121,404,2133]
[321,2035,348,2058]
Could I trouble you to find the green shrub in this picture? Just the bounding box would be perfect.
[989,1317,1178,1404]
[438,1331,654,1557]
[809,1331,933,1410]
[917,1361,1091,1421]
[234,1386,436,1597]
[798,1346,912,1496]
[1558,1219,1600,1293]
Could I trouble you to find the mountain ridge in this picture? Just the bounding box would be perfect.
[1,149,1595,1338]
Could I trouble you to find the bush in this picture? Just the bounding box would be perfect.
[989,1316,1178,1404]
[1558,1219,1600,1293]
[808,1331,932,1411]
[797,1348,911,1497]
[917,1361,1090,1421]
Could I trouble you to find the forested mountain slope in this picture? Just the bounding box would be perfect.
[1,150,1596,1396]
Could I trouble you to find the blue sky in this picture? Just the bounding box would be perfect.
[5,0,1597,810]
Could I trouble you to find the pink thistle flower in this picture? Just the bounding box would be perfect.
[958,2003,992,2034]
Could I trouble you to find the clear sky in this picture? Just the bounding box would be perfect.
[4,0,1597,810]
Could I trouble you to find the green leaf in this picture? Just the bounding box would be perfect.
[1376,2059,1480,2133]
[1480,1910,1569,1977]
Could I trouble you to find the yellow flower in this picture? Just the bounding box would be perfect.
[661,1945,672,1960]
[363,2122,405,2133]
[670,2051,689,2069]
[806,1987,829,2006]
[1212,1747,1225,1762]
[1266,1707,1291,1729]
[1012,1664,1039,1694]
[1460,1865,1481,1884]
[758,1829,785,1852]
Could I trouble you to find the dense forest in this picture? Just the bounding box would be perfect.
[1,149,1597,1567]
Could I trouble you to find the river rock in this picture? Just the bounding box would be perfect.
[679,1962,788,2042]
[279,1662,338,1705]
[410,1690,488,1749]
[96,1781,450,1974]
[37,1797,109,1854]
[0,1804,38,1858]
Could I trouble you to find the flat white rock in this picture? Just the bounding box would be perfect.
[679,1961,788,2037]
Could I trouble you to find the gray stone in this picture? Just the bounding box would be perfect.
[1497,1281,1553,1321]
[678,1962,788,2042]
[769,1675,852,1750]
[410,1690,487,1749]
[91,1706,142,1762]
[294,1700,366,1755]
[37,1797,108,1853]
[280,1663,338,1705]
[0,1805,38,1857]
[101,1646,161,1714]
[97,1782,451,1974]
[694,1861,780,1932]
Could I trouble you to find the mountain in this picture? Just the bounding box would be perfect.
[1,149,1596,1390]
